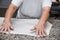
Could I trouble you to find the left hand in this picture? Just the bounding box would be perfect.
[31,22,46,37]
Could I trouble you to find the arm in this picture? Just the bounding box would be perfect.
[32,0,52,37]
[4,0,23,22]
[0,0,23,33]
[0,4,17,32]
[32,7,51,37]
[4,3,17,22]
[39,0,52,24]
[39,7,51,25]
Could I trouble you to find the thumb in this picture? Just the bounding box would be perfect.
[30,26,36,31]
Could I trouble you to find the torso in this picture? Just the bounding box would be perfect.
[18,0,42,18]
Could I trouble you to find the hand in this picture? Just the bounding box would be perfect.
[31,22,46,37]
[0,21,14,33]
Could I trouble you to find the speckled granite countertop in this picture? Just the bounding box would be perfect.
[0,18,60,40]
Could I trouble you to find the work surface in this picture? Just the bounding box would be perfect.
[0,17,60,40]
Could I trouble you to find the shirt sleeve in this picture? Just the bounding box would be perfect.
[42,0,52,8]
[11,0,23,8]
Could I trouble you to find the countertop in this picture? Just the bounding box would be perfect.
[0,17,60,40]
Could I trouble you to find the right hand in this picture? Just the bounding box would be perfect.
[0,21,14,33]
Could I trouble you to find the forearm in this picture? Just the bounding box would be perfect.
[39,7,51,24]
[39,11,49,24]
[4,3,17,22]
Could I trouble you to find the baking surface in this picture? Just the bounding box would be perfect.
[0,17,52,37]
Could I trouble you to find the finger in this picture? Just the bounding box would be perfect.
[36,29,39,36]
[4,27,7,32]
[5,27,10,34]
[0,26,2,30]
[39,29,42,37]
[30,27,36,31]
[10,26,14,30]
[1,24,4,27]
[43,29,47,36]
[0,26,4,33]
[1,26,7,34]
[7,27,10,32]
[1,26,5,32]
[41,29,46,37]
[41,30,44,37]
[0,27,3,33]
[34,25,37,29]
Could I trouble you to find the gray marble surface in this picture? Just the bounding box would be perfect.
[0,18,60,40]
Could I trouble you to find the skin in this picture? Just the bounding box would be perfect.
[0,3,51,37]
[31,7,50,37]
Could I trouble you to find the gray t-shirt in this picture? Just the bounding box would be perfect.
[11,0,52,18]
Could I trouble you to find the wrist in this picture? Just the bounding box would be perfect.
[38,20,46,25]
[4,18,11,22]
